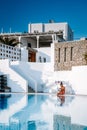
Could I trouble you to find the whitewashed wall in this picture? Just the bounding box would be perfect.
[44,23,72,41]
[11,59,87,95]
[35,47,51,62]
[28,22,73,41]
[1,59,87,94]
[54,65,87,95]
[71,66,87,95]
[21,47,28,62]
[28,23,43,33]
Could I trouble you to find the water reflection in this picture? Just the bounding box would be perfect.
[28,120,49,130]
[53,114,87,130]
[0,94,11,110]
[57,95,65,106]
[0,94,87,130]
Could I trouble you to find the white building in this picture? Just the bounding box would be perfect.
[28,21,73,41]
[1,22,87,95]
[0,21,73,63]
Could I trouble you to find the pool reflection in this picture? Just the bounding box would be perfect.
[0,94,87,130]
[0,94,11,110]
[53,114,87,130]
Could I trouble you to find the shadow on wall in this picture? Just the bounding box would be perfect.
[37,51,50,62]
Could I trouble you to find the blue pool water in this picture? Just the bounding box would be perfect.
[0,93,87,130]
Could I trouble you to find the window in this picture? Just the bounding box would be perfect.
[70,47,73,61]
[43,57,46,62]
[14,52,16,55]
[6,54,8,57]
[34,30,39,33]
[58,48,60,62]
[39,56,42,62]
[64,48,66,62]
[28,43,31,48]
[14,48,16,51]
[14,56,16,59]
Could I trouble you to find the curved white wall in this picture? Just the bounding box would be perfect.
[71,66,87,95]
[54,66,87,95]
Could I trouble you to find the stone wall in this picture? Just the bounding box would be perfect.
[54,40,87,70]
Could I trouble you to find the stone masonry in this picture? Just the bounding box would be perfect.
[54,39,87,71]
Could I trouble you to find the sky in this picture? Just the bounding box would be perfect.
[0,0,87,39]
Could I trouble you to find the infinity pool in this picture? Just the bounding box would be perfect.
[0,93,87,130]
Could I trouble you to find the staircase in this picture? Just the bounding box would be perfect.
[0,60,28,92]
[28,86,35,93]
[11,61,45,92]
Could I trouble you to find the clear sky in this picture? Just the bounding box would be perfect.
[0,0,87,39]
